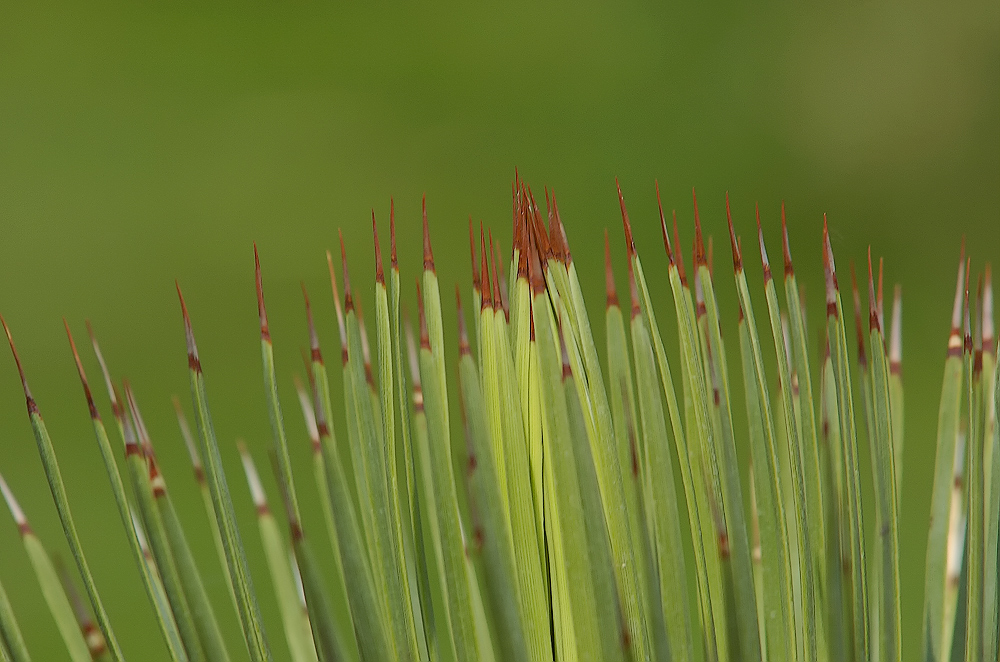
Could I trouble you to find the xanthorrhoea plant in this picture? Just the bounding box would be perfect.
[0,178,996,662]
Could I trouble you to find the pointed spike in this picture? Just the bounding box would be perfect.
[951,238,966,333]
[64,321,100,420]
[672,210,687,286]
[0,473,31,536]
[480,224,492,310]
[356,301,374,387]
[656,181,675,265]
[85,321,122,418]
[605,229,619,309]
[293,376,322,451]
[237,442,269,515]
[964,258,973,354]
[254,243,271,343]
[373,210,385,285]
[172,396,204,483]
[326,249,348,365]
[552,190,571,264]
[422,194,435,272]
[0,316,37,414]
[339,229,354,313]
[616,179,636,259]
[867,248,880,333]
[725,192,742,272]
[850,262,868,368]
[493,234,510,318]
[403,308,423,399]
[692,188,706,268]
[489,230,501,312]
[456,285,471,356]
[707,236,714,278]
[469,217,480,292]
[516,212,529,281]
[627,245,641,320]
[822,215,839,317]
[120,382,142,458]
[755,203,772,283]
[877,257,885,336]
[781,201,794,278]
[176,282,202,373]
[302,283,323,364]
[389,198,397,270]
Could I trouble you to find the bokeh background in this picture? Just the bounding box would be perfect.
[1,2,997,659]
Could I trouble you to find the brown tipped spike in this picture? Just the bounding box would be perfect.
[64,320,100,420]
[254,243,270,343]
[416,282,430,350]
[480,224,492,310]
[616,179,635,258]
[176,282,202,373]
[373,211,385,285]
[339,229,354,313]
[822,216,839,318]
[656,181,675,265]
[389,199,398,270]
[469,217,480,291]
[516,214,529,281]
[605,229,619,309]
[725,193,742,272]
[756,203,772,283]
[781,202,794,278]
[867,248,880,333]
[456,285,471,357]
[850,263,868,368]
[422,194,435,272]
[672,211,688,286]
[964,258,973,354]
[326,249,348,365]
[551,190,571,264]
[1,316,37,414]
[489,230,502,312]
[692,189,707,268]
[85,320,122,418]
[302,283,323,364]
[0,473,33,536]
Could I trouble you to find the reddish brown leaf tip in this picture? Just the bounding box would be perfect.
[672,211,688,287]
[781,201,793,278]
[416,282,430,350]
[373,211,385,285]
[616,179,635,258]
[867,248,880,333]
[627,249,641,320]
[64,320,99,420]
[469,217,480,291]
[755,203,772,283]
[456,285,471,356]
[656,181,675,266]
[1,316,36,414]
[480,224,492,311]
[302,283,323,364]
[692,188,707,268]
[489,230,502,313]
[339,229,354,313]
[849,262,868,367]
[822,215,839,317]
[422,194,435,272]
[964,258,973,354]
[725,192,742,272]
[389,198,398,270]
[254,243,270,343]
[605,229,619,309]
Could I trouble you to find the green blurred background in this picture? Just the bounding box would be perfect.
[0,2,997,659]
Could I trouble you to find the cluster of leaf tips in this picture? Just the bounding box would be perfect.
[0,177,996,662]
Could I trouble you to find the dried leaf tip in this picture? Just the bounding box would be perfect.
[389,198,397,270]
[781,201,793,278]
[673,210,688,286]
[293,375,322,450]
[628,242,641,320]
[301,283,323,364]
[755,203,772,283]
[488,230,502,312]
[558,317,572,380]
[172,396,204,481]
[0,316,36,414]
[950,239,967,334]
[849,262,868,367]
[551,189,571,264]
[64,320,99,420]
[254,243,271,342]
[491,232,510,319]
[692,188,707,268]
[403,311,423,408]
[963,257,972,354]
[237,442,269,514]
[339,229,354,313]
[616,178,636,258]
[325,249,348,365]
[725,193,742,272]
[867,248,880,333]
[822,215,839,317]
[605,229,619,309]
[890,285,902,372]
[656,181,675,266]
[422,194,435,272]
[0,473,31,535]
[372,210,385,285]
[480,224,492,311]
[456,285,471,356]
[176,282,202,374]
[86,321,121,418]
